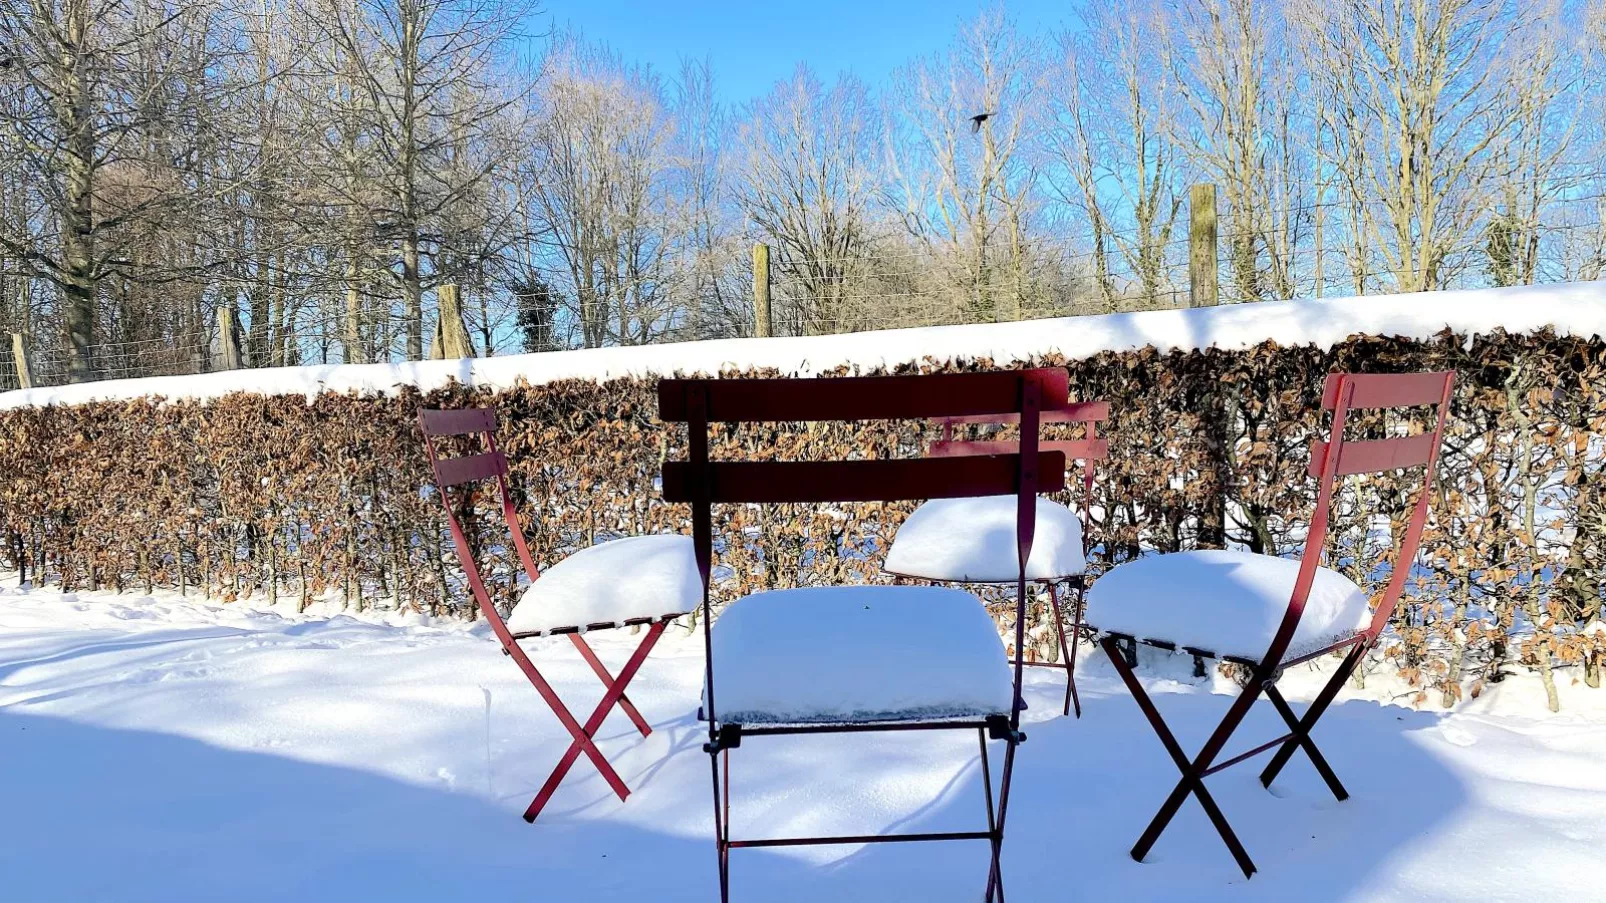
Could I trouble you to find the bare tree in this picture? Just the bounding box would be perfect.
[0,0,251,381]
[301,0,530,360]
[1045,1,1188,310]
[672,56,746,340]
[1483,2,1589,287]
[525,36,684,348]
[886,10,1043,323]
[1167,0,1312,302]
[1294,0,1525,293]
[2,0,1605,388]
[732,66,882,335]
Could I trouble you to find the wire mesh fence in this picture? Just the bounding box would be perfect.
[0,340,18,393]
[5,197,1603,392]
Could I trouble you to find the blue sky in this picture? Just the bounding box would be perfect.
[529,0,1077,104]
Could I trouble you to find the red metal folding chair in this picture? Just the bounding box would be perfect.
[418,407,700,823]
[659,368,1070,903]
[884,400,1109,717]
[1081,371,1454,877]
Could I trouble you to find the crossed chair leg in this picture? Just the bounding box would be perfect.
[509,621,669,822]
[980,730,1017,903]
[1045,581,1088,718]
[1099,637,1364,878]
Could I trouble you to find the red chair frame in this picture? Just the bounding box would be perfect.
[418,407,675,823]
[889,401,1110,717]
[660,369,1070,903]
[1095,371,1454,878]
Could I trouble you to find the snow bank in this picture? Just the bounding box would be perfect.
[4,281,1603,410]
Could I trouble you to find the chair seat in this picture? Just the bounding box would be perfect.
[1083,550,1372,662]
[883,496,1087,583]
[505,535,701,636]
[709,585,1014,725]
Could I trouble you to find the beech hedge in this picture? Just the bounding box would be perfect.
[0,328,1601,709]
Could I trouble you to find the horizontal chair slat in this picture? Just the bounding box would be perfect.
[433,451,508,486]
[934,438,1109,461]
[937,400,1110,426]
[662,452,1066,504]
[1323,372,1452,410]
[658,369,1069,424]
[1309,433,1436,477]
[419,408,496,436]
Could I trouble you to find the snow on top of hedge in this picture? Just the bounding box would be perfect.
[4,280,1604,410]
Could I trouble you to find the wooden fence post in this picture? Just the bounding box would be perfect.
[752,243,773,338]
[10,332,32,389]
[1189,183,1219,308]
[433,283,474,359]
[219,309,243,370]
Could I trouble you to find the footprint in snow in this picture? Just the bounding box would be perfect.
[1438,725,1478,747]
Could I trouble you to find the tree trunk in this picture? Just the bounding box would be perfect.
[1442,585,1469,708]
[1199,377,1232,549]
[1510,385,1560,711]
[344,254,365,364]
[402,233,423,360]
[60,3,97,383]
[248,281,270,366]
[1523,596,1562,713]
[269,260,288,367]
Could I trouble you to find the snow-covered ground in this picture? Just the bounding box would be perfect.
[3,581,1603,902]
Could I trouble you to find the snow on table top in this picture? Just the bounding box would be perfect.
[3,281,1602,410]
[1083,549,1373,661]
[708,585,1014,724]
[884,495,1087,583]
[504,535,701,635]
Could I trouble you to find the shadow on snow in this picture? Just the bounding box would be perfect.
[0,677,1461,902]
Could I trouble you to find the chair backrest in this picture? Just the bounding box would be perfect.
[1268,371,1454,668]
[928,400,1110,535]
[659,368,1070,729]
[417,407,542,640]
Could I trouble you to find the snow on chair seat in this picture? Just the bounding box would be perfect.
[882,398,1109,719]
[885,495,1086,583]
[709,585,1014,725]
[505,535,700,637]
[1083,549,1371,663]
